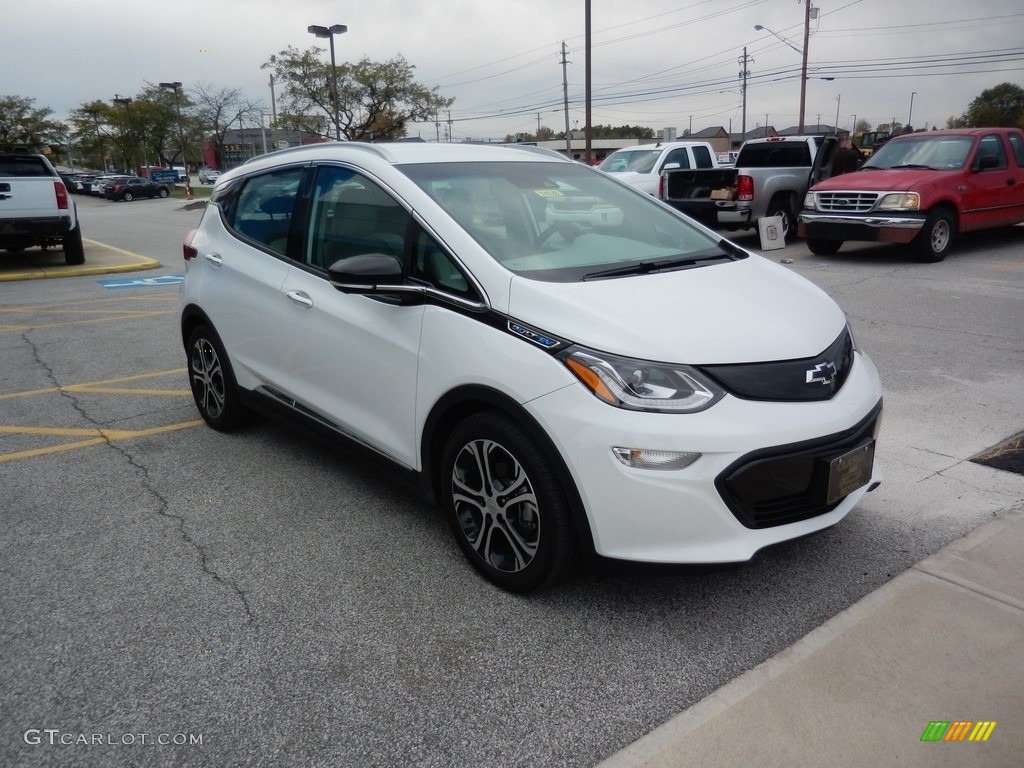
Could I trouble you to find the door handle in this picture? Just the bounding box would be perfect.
[204,253,223,266]
[286,290,314,308]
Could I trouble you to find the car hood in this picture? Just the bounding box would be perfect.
[507,255,845,364]
[813,167,952,192]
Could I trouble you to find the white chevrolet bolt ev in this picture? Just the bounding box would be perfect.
[179,142,883,592]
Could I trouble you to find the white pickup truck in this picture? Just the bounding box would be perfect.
[0,152,84,264]
[597,141,722,196]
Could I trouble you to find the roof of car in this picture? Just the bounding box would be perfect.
[244,140,570,168]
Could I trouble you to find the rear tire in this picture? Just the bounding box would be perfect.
[123,191,133,202]
[441,412,575,592]
[766,196,796,239]
[912,208,955,262]
[806,238,843,256]
[63,223,85,265]
[186,325,252,431]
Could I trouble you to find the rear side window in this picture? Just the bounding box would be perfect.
[662,148,691,170]
[1008,132,1024,167]
[229,168,303,256]
[736,142,812,168]
[692,145,715,168]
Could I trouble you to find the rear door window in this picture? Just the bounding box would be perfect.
[229,168,304,257]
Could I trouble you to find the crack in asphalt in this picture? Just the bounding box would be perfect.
[22,332,257,626]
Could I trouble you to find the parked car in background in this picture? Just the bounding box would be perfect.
[106,176,170,201]
[799,127,1024,262]
[198,168,221,184]
[91,175,130,197]
[179,141,883,592]
[597,141,722,196]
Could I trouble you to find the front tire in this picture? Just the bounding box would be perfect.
[912,208,955,262]
[441,412,574,592]
[806,238,843,256]
[63,223,85,265]
[186,325,252,431]
[158,188,168,198]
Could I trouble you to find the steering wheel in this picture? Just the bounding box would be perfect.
[533,222,585,250]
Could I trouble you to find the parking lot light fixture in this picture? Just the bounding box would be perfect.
[307,23,348,142]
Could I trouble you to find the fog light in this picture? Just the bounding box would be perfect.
[612,447,701,470]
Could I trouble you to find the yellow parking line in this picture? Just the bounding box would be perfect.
[0,420,205,463]
[0,310,173,332]
[67,387,191,396]
[0,368,187,400]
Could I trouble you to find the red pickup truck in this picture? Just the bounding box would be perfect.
[798,127,1024,262]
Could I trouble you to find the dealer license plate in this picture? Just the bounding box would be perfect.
[826,441,875,504]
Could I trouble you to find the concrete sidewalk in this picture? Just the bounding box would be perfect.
[599,505,1024,768]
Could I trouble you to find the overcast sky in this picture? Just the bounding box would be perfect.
[8,0,1024,139]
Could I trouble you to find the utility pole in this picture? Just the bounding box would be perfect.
[798,0,811,135]
[585,0,592,164]
[269,75,278,150]
[560,41,571,157]
[738,47,752,139]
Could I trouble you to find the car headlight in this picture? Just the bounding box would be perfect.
[559,346,724,413]
[876,192,920,211]
[803,191,817,209]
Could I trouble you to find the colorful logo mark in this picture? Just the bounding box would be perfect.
[921,721,997,742]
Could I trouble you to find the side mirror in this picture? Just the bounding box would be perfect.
[976,154,999,171]
[328,253,403,293]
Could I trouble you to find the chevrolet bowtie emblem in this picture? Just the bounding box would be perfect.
[806,361,837,385]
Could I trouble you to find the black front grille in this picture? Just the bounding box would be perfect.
[700,327,854,402]
[716,401,882,529]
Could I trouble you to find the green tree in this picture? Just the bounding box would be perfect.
[964,82,1024,127]
[0,95,64,152]
[262,48,452,141]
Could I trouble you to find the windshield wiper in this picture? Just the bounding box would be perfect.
[582,251,733,281]
[887,163,936,170]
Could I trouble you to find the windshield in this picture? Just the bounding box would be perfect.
[864,135,973,170]
[400,161,739,282]
[597,149,661,174]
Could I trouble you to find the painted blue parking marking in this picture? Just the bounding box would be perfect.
[97,275,185,289]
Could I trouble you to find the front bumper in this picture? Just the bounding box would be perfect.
[526,351,884,564]
[798,211,925,243]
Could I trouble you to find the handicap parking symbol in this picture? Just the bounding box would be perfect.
[97,274,185,289]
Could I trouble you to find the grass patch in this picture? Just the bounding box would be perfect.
[971,432,1024,475]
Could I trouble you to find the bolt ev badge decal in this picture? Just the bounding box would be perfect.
[806,361,837,385]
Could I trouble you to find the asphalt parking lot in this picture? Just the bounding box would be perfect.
[2,194,1023,767]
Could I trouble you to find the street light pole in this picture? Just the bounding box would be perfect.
[308,24,348,141]
[159,81,191,197]
[908,91,917,130]
[112,95,133,172]
[754,7,811,134]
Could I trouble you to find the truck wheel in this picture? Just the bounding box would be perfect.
[806,238,843,256]
[63,223,85,265]
[766,197,795,239]
[912,208,955,263]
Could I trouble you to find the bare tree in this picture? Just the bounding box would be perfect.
[189,82,264,168]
